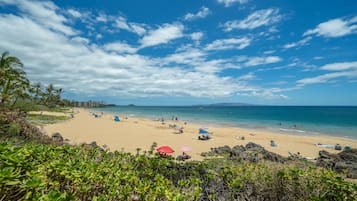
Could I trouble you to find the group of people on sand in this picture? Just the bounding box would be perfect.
[158,151,191,161]
[90,111,103,118]
[176,152,191,161]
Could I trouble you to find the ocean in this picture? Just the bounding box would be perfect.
[93,106,357,139]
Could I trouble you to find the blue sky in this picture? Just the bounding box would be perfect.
[0,0,356,105]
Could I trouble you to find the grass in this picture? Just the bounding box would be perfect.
[26,114,70,125]
[46,107,71,113]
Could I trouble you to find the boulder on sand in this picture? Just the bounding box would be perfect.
[51,132,63,143]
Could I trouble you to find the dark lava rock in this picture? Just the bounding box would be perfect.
[231,145,246,156]
[51,132,63,143]
[206,142,286,163]
[211,145,231,154]
[263,151,285,163]
[245,142,264,151]
[89,141,98,147]
[316,149,357,179]
[338,149,357,162]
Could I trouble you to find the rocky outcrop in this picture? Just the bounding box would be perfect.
[202,142,286,163]
[316,149,357,179]
[51,132,63,143]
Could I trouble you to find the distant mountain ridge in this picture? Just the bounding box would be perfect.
[194,102,257,107]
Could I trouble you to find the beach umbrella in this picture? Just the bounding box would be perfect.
[181,146,192,152]
[199,128,209,135]
[156,146,175,154]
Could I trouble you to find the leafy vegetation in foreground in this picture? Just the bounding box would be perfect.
[26,114,70,125]
[0,142,356,201]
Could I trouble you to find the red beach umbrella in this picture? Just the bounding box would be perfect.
[156,146,175,154]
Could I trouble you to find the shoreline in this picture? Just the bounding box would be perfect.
[42,108,357,160]
[90,108,357,140]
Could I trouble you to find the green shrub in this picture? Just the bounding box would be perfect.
[7,123,21,136]
[10,100,40,112]
[0,142,356,201]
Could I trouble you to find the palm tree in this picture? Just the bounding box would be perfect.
[44,83,55,107]
[10,83,31,109]
[0,51,29,108]
[54,87,63,105]
[31,82,42,103]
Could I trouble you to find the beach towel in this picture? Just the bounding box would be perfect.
[316,143,334,149]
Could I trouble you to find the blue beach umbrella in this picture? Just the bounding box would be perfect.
[199,128,209,135]
[114,116,120,122]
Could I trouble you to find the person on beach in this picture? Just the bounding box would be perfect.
[270,140,278,147]
[179,127,183,134]
[182,152,191,159]
[176,152,191,161]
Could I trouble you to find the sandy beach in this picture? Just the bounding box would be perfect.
[42,108,357,160]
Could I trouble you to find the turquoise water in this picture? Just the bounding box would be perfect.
[94,106,357,139]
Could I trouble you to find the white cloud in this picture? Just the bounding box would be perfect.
[96,13,108,22]
[67,9,81,18]
[263,50,276,54]
[303,16,357,38]
[238,89,288,100]
[217,0,249,7]
[190,32,203,41]
[113,17,147,36]
[0,0,288,100]
[244,56,282,67]
[96,33,102,39]
[71,36,89,44]
[205,37,251,51]
[0,0,77,36]
[103,42,138,54]
[238,72,255,80]
[115,16,131,31]
[283,36,312,49]
[128,23,147,35]
[297,61,357,86]
[313,56,323,60]
[139,23,184,48]
[184,7,210,21]
[297,71,357,85]
[320,61,357,71]
[223,8,281,31]
[164,48,206,65]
